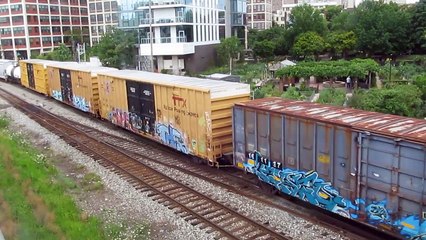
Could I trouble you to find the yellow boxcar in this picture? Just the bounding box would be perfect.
[46,62,116,115]
[20,59,56,95]
[97,70,251,165]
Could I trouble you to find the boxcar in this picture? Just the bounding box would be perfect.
[233,97,426,239]
[46,62,116,115]
[20,59,56,95]
[97,70,251,165]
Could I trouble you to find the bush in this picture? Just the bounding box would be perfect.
[348,84,424,118]
[317,88,347,106]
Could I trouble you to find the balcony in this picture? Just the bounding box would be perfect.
[12,20,24,26]
[139,41,194,55]
[30,42,41,48]
[10,9,23,14]
[26,8,37,14]
[141,36,187,44]
[137,0,186,9]
[29,31,40,36]
[0,21,10,26]
[1,32,12,37]
[139,17,192,26]
[2,44,13,50]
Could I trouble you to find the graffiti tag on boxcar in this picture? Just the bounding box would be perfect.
[155,122,189,154]
[244,150,426,239]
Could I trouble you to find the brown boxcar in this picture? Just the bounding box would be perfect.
[97,70,251,165]
[46,62,116,115]
[20,59,56,95]
[233,97,426,239]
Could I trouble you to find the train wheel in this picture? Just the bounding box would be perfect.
[257,179,278,196]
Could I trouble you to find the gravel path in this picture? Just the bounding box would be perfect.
[0,83,350,240]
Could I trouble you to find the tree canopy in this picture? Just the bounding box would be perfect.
[276,58,380,79]
[217,36,243,73]
[34,44,73,61]
[90,29,137,69]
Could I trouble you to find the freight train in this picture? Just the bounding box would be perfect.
[4,59,426,240]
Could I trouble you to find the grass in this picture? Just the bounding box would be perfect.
[0,116,149,239]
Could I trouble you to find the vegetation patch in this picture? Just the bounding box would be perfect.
[0,117,149,239]
[317,88,347,106]
[81,172,104,191]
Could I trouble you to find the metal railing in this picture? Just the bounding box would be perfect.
[136,0,185,7]
[160,37,171,43]
[140,38,155,44]
[140,17,188,25]
[140,36,187,44]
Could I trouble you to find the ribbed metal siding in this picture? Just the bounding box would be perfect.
[359,133,426,217]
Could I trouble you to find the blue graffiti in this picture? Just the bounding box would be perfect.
[244,150,426,239]
[155,122,189,154]
[365,200,391,223]
[52,90,63,101]
[72,95,90,112]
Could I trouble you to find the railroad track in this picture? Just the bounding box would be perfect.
[68,119,401,240]
[0,89,289,240]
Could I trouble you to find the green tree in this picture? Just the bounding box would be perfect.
[291,31,325,59]
[326,31,357,58]
[353,0,411,56]
[217,36,242,74]
[34,44,73,61]
[330,11,356,32]
[248,26,289,56]
[408,0,426,53]
[52,44,73,61]
[287,5,328,47]
[90,29,137,69]
[322,5,342,22]
[252,40,275,59]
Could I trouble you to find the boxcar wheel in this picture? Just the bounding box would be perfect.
[257,179,278,196]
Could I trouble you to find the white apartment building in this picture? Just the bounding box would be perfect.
[136,0,229,74]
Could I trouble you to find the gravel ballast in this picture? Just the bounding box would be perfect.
[0,83,350,240]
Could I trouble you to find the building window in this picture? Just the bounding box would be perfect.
[0,28,11,35]
[14,38,26,46]
[41,26,50,33]
[12,16,23,23]
[10,4,22,12]
[103,2,110,11]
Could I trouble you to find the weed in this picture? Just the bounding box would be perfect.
[0,117,9,129]
[81,172,104,191]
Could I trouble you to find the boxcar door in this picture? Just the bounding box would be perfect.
[59,69,72,104]
[126,80,142,132]
[359,133,426,223]
[27,63,35,89]
[139,82,156,135]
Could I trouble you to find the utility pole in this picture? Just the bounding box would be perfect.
[77,43,86,63]
[149,0,154,72]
